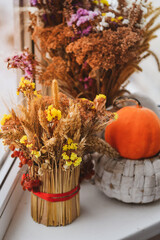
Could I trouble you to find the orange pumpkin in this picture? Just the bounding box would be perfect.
[105,105,160,159]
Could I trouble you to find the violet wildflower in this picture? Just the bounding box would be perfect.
[82,26,92,36]
[71,26,92,41]
[77,8,89,17]
[67,15,78,27]
[67,8,100,27]
[6,50,37,80]
[77,15,90,27]
[30,0,38,6]
[80,77,94,90]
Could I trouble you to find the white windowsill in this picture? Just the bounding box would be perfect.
[3,182,160,240]
[0,159,27,240]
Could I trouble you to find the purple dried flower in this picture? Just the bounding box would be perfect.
[67,8,100,27]
[79,77,94,90]
[67,14,79,27]
[6,50,37,80]
[82,26,92,35]
[77,8,89,17]
[30,0,38,6]
[77,15,90,26]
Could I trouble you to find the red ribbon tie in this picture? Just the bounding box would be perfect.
[32,185,80,202]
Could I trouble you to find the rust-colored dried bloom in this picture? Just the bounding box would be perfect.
[30,0,160,106]
[66,27,142,70]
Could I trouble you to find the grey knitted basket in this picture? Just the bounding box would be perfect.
[94,154,160,204]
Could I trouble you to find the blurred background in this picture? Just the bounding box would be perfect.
[0,0,17,160]
[126,0,160,104]
[0,0,17,114]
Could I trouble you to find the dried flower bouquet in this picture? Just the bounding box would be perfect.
[29,0,160,106]
[0,67,118,225]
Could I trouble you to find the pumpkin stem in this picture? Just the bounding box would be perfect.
[113,96,142,109]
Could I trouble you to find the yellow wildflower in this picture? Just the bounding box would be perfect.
[93,0,109,6]
[47,115,53,122]
[34,90,42,98]
[102,13,106,16]
[74,157,82,166]
[26,143,33,148]
[31,150,41,158]
[66,161,72,166]
[96,94,106,100]
[81,98,88,101]
[67,145,71,150]
[80,98,95,109]
[93,0,98,4]
[111,18,118,22]
[51,108,58,118]
[46,105,62,122]
[22,79,35,90]
[19,77,25,86]
[81,98,93,103]
[101,0,109,6]
[70,143,78,150]
[62,152,82,167]
[20,135,28,144]
[24,80,29,84]
[62,139,81,167]
[57,110,61,120]
[70,152,78,161]
[114,112,118,120]
[31,82,35,89]
[67,138,73,145]
[18,77,35,96]
[63,145,68,151]
[48,105,53,110]
[62,152,69,160]
[1,114,12,126]
[118,16,123,21]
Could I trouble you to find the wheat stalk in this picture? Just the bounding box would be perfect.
[86,136,120,159]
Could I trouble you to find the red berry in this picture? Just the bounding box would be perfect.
[14,151,20,157]
[22,158,27,165]
[21,174,26,181]
[27,160,32,167]
[9,145,15,151]
[19,151,24,157]
[19,162,22,168]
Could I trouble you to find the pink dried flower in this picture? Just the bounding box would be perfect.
[6,50,38,80]
[67,8,100,27]
[80,77,94,90]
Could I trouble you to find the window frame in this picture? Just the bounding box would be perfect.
[0,1,33,238]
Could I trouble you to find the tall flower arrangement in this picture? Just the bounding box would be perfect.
[0,77,118,189]
[29,0,160,106]
[1,51,119,224]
